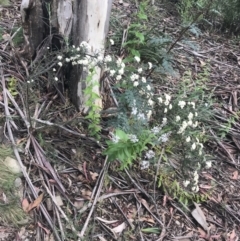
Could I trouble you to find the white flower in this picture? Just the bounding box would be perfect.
[183,180,190,187]
[47,47,50,49]
[72,45,75,48]
[186,136,191,142]
[27,80,30,84]
[164,108,168,113]
[97,55,103,62]
[178,101,186,109]
[195,112,198,117]
[53,68,56,72]
[104,55,112,62]
[188,112,194,120]
[158,133,170,143]
[131,107,138,115]
[111,133,120,143]
[116,58,122,67]
[158,97,163,104]
[205,161,212,169]
[81,59,88,65]
[188,120,193,126]
[130,74,139,81]
[177,121,188,134]
[121,62,125,68]
[80,41,90,50]
[147,110,152,120]
[169,104,172,110]
[192,121,198,128]
[151,126,161,134]
[128,134,139,143]
[198,143,203,149]
[58,62,62,67]
[76,47,80,51]
[57,55,62,60]
[193,171,199,185]
[54,77,58,81]
[176,116,181,122]
[118,68,124,75]
[165,93,171,102]
[191,142,196,150]
[141,77,146,83]
[192,185,199,193]
[138,68,143,73]
[65,58,71,62]
[162,117,167,125]
[109,39,114,45]
[137,113,146,121]
[145,150,155,159]
[146,85,151,91]
[110,70,116,76]
[116,75,122,81]
[140,160,150,170]
[133,81,139,87]
[31,79,34,82]
[148,62,152,69]
[190,102,195,109]
[148,99,154,106]
[134,56,141,63]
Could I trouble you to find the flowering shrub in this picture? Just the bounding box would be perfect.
[45,37,212,197]
[104,54,213,195]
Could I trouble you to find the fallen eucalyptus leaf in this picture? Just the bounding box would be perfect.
[191,202,209,231]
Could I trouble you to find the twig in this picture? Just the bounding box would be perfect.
[167,0,214,54]
[79,156,109,239]
[154,148,164,201]
[210,129,236,164]
[1,66,62,241]
[42,181,78,237]
[125,169,164,227]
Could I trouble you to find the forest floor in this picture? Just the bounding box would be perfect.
[0,0,240,241]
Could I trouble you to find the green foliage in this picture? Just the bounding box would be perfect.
[104,129,155,169]
[12,27,24,46]
[7,77,18,96]
[123,1,175,76]
[177,0,208,24]
[0,151,27,227]
[0,0,10,6]
[158,170,207,205]
[177,0,240,34]
[84,67,101,138]
[213,0,240,32]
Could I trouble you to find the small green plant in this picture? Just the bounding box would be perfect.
[158,170,208,205]
[122,1,174,76]
[104,129,155,169]
[0,149,27,227]
[84,67,101,137]
[8,77,18,96]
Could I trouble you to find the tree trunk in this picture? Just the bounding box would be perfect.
[20,0,113,112]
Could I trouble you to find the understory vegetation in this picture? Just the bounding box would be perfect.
[1,0,240,240]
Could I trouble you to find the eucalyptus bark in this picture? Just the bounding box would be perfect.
[20,0,113,112]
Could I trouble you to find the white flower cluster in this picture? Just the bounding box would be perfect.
[145,150,155,159]
[158,132,171,143]
[191,171,199,192]
[128,134,139,143]
[110,133,120,143]
[177,105,198,134]
[183,170,199,193]
[157,93,172,114]
[107,57,125,81]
